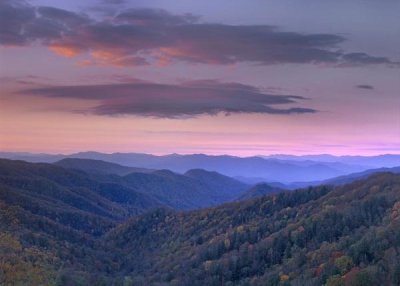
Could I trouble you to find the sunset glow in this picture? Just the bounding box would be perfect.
[0,0,399,156]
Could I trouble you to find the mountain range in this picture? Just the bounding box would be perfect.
[0,159,249,213]
[2,151,399,183]
[284,166,400,189]
[265,154,400,167]
[1,156,400,285]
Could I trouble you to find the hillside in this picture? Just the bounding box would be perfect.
[119,168,248,210]
[104,172,400,285]
[0,159,163,284]
[0,159,248,214]
[2,168,400,285]
[237,183,284,200]
[286,166,400,189]
[185,169,249,202]
[55,158,153,176]
[0,159,245,284]
[0,159,163,219]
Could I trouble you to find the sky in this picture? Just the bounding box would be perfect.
[0,0,399,156]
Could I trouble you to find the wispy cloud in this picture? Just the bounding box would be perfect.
[20,80,317,118]
[356,84,375,90]
[0,1,397,67]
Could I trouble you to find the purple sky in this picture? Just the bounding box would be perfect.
[0,0,399,155]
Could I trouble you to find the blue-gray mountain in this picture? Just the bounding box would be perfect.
[2,152,399,183]
[0,158,248,213]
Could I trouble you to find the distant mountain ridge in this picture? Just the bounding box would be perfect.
[3,151,397,183]
[0,158,248,212]
[265,154,400,167]
[54,157,400,199]
[284,166,400,189]
[55,158,153,175]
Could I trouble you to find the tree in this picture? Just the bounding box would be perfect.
[326,275,344,286]
[334,256,353,275]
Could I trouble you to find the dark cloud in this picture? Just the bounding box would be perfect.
[20,80,317,118]
[101,0,127,5]
[356,84,375,90]
[0,1,396,67]
[0,0,89,46]
[342,53,391,65]
[156,24,344,65]
[0,0,36,45]
[115,8,199,26]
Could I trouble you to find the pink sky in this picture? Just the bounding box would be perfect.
[0,0,399,156]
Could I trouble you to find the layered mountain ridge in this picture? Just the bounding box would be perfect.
[3,151,398,183]
[1,157,400,285]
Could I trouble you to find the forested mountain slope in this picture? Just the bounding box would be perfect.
[0,159,248,213]
[55,158,153,176]
[0,159,246,284]
[1,159,400,285]
[104,173,400,285]
[120,168,248,209]
[237,183,284,200]
[0,159,163,221]
[56,158,249,209]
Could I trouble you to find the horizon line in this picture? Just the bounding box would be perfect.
[1,150,400,158]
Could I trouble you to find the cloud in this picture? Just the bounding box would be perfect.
[356,84,374,90]
[0,75,49,86]
[342,53,391,65]
[101,0,127,5]
[20,80,317,118]
[0,0,36,45]
[0,1,396,67]
[115,8,199,26]
[0,0,89,46]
